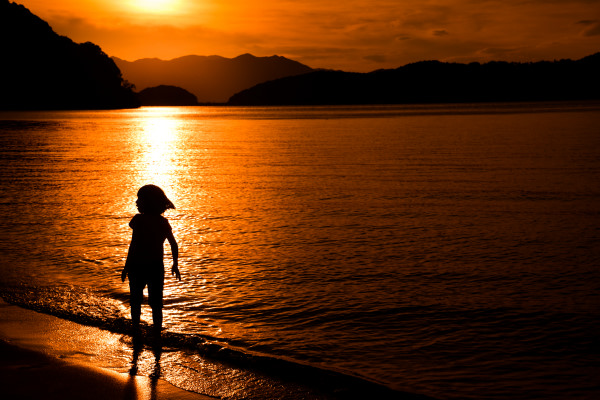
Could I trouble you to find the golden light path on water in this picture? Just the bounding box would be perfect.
[134,107,182,195]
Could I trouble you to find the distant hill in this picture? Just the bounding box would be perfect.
[0,0,139,110]
[227,54,600,106]
[113,54,313,103]
[137,85,198,106]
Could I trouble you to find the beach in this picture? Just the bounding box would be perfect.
[0,299,212,400]
[0,340,210,400]
[0,298,437,400]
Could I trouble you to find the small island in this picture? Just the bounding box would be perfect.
[137,85,198,106]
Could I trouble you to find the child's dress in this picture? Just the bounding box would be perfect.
[125,213,173,308]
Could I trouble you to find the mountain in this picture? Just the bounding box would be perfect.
[137,85,198,106]
[0,1,139,110]
[227,54,600,105]
[113,54,313,103]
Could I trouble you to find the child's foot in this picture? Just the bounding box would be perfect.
[131,322,142,339]
[152,325,162,338]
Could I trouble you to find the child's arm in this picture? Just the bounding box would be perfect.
[121,249,130,283]
[167,231,180,281]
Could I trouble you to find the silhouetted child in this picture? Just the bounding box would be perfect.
[122,184,180,334]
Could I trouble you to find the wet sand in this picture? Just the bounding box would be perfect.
[0,299,432,400]
[0,339,212,400]
[0,299,212,400]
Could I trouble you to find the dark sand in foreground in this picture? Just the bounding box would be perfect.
[0,299,431,400]
[0,299,212,400]
[0,339,212,400]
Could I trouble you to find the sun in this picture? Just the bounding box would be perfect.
[132,0,182,14]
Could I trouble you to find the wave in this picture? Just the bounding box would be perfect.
[0,283,432,400]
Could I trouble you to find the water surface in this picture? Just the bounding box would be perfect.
[1,102,599,399]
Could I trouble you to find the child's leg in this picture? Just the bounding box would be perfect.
[151,306,163,331]
[148,274,164,331]
[131,302,142,327]
[129,278,144,328]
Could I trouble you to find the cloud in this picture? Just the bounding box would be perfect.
[578,20,600,36]
[363,54,387,63]
[18,0,600,72]
[479,47,521,57]
[399,4,453,30]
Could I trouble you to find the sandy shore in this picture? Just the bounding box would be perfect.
[0,339,212,400]
[0,298,433,400]
[0,300,213,400]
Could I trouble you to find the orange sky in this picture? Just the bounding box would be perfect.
[16,0,600,72]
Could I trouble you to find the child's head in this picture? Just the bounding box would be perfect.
[136,184,175,215]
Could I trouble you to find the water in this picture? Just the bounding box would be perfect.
[1,103,599,399]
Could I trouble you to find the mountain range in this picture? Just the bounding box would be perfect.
[228,54,600,105]
[2,0,599,110]
[113,55,313,104]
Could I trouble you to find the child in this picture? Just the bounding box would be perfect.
[121,184,180,333]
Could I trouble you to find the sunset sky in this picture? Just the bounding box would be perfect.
[16,0,600,72]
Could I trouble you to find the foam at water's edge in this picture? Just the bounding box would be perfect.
[0,285,434,400]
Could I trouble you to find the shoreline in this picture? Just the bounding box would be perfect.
[0,299,213,400]
[0,339,212,400]
[0,297,435,400]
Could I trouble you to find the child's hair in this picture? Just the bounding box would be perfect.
[136,184,175,215]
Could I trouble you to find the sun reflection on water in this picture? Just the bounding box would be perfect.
[134,108,182,195]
